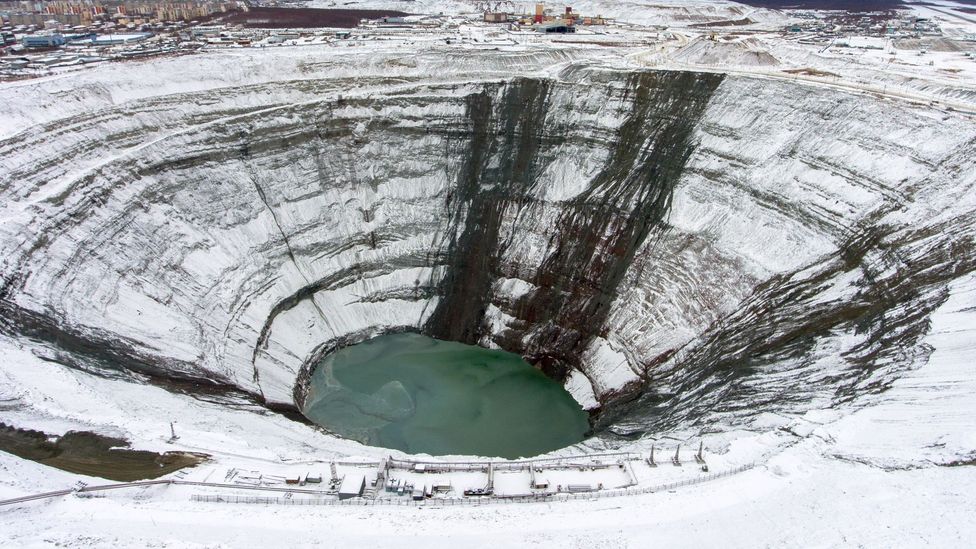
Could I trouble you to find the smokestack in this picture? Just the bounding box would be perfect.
[535,3,543,24]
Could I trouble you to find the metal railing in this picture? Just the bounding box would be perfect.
[0,480,170,506]
[387,451,641,469]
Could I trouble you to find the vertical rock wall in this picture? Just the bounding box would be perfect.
[425,72,724,386]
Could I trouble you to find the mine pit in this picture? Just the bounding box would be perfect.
[0,41,974,544]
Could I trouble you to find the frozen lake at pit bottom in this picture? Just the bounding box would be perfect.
[301,333,589,459]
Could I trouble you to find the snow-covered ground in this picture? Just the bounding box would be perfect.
[306,0,785,28]
[2,430,974,547]
[1,1,976,545]
[5,278,971,544]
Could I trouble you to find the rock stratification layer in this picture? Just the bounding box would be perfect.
[1,51,974,440]
[423,72,722,383]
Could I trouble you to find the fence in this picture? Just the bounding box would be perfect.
[1,460,754,508]
[189,463,755,507]
[0,478,325,507]
[387,451,641,470]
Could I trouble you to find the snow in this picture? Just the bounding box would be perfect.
[582,338,639,396]
[2,441,975,546]
[1,2,975,544]
[306,0,786,28]
[823,273,976,469]
[2,26,973,404]
[565,370,600,410]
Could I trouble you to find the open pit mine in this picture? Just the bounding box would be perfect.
[1,6,975,546]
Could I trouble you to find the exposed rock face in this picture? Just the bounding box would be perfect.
[1,52,974,439]
[424,72,722,384]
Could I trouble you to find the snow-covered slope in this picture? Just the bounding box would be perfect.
[1,47,974,442]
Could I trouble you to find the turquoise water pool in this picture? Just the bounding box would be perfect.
[302,333,589,458]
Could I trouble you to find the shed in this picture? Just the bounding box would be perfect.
[338,473,366,500]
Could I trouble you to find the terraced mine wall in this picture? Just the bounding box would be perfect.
[1,56,974,437]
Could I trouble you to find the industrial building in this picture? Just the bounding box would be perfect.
[484,12,508,23]
[87,32,150,45]
[537,22,575,33]
[337,473,365,500]
[22,34,65,48]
